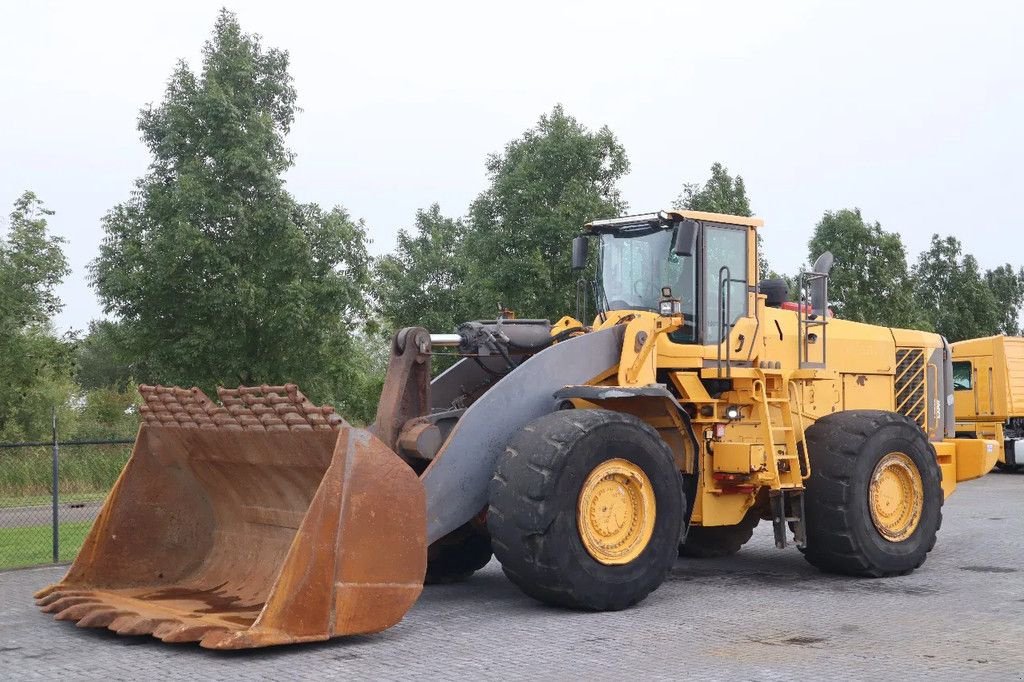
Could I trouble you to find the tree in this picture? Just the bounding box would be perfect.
[0,192,75,440]
[912,235,1000,342]
[90,11,373,412]
[465,105,628,322]
[984,264,1024,335]
[673,162,752,217]
[374,204,472,335]
[74,319,135,390]
[673,162,770,280]
[807,209,921,328]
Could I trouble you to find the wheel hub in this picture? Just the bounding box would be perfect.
[577,458,656,565]
[869,452,924,542]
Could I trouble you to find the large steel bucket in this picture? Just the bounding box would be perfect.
[35,385,426,649]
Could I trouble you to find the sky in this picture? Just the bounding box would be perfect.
[2,0,1022,333]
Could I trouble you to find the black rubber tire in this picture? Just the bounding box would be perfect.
[802,410,943,577]
[424,524,493,584]
[487,409,685,611]
[994,461,1023,473]
[679,510,760,558]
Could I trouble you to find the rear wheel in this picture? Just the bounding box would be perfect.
[488,409,685,610]
[803,410,943,577]
[425,523,492,584]
[679,510,760,558]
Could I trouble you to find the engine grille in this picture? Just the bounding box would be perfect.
[894,348,926,428]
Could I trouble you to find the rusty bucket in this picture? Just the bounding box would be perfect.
[35,384,426,649]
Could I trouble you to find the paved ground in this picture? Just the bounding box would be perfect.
[1,473,1022,681]
[0,501,102,529]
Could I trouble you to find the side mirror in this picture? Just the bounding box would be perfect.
[810,251,834,318]
[672,219,698,257]
[811,251,834,275]
[571,235,588,270]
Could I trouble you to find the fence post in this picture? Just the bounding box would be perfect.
[51,407,59,563]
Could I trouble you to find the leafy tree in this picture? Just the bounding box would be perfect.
[74,386,141,439]
[0,192,76,440]
[673,162,752,217]
[807,209,921,328]
[912,235,999,341]
[673,162,770,280]
[465,105,628,322]
[374,204,472,334]
[90,11,373,414]
[74,319,135,390]
[984,264,1024,335]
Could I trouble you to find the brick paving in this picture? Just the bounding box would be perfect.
[1,473,1022,681]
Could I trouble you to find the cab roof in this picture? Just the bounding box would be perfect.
[585,210,763,232]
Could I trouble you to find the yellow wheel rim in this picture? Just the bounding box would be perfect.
[869,452,924,542]
[577,458,656,565]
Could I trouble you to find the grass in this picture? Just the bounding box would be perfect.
[0,492,109,509]
[0,444,130,507]
[0,520,93,570]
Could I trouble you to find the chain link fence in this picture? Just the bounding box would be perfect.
[0,410,133,570]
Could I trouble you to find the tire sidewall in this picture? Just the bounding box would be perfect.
[549,419,684,606]
[848,422,942,571]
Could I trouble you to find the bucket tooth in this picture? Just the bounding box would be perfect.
[77,609,126,628]
[43,595,99,614]
[36,590,86,607]
[198,629,241,649]
[114,616,174,636]
[151,620,185,639]
[33,585,62,600]
[108,614,143,633]
[158,624,223,644]
[54,602,104,622]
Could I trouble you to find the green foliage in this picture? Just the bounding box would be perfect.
[90,10,372,407]
[808,209,922,329]
[912,235,1000,342]
[375,204,472,334]
[0,192,77,441]
[673,162,752,217]
[465,105,628,322]
[984,264,1024,335]
[75,387,140,439]
[673,162,769,280]
[74,319,135,390]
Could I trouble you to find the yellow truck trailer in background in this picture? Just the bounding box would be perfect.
[951,335,1024,471]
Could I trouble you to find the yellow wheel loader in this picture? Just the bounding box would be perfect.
[37,210,998,648]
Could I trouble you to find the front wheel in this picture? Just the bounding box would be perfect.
[487,409,686,611]
[803,410,943,577]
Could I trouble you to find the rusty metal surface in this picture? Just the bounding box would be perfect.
[371,328,433,459]
[421,326,626,544]
[36,384,426,649]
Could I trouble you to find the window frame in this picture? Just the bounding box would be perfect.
[952,360,973,391]
[699,222,750,345]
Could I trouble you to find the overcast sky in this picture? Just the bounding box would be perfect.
[2,0,1022,333]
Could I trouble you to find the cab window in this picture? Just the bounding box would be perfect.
[952,361,972,390]
[703,225,749,343]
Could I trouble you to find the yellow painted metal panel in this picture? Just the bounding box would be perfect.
[932,441,957,499]
[712,442,753,474]
[949,438,999,481]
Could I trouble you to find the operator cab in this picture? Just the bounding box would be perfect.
[576,210,761,346]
